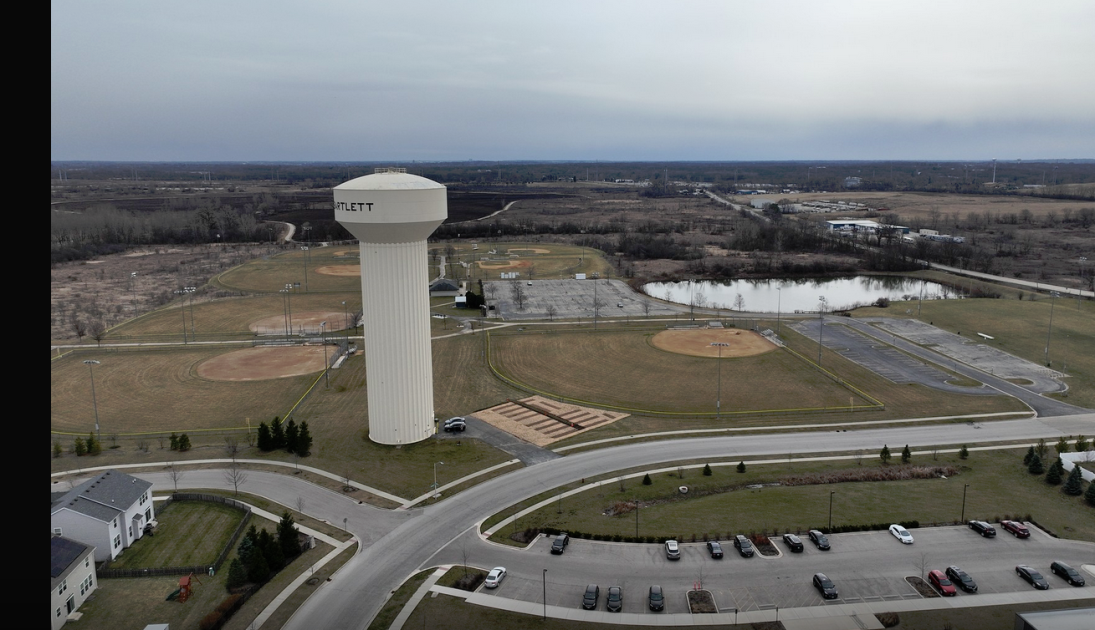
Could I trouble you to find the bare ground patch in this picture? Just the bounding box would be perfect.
[196,346,326,381]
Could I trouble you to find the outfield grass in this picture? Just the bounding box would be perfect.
[50,348,318,434]
[213,246,362,293]
[433,241,613,281]
[108,501,244,569]
[855,295,1095,408]
[103,292,361,340]
[497,448,1094,543]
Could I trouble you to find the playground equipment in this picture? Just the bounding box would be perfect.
[166,572,203,603]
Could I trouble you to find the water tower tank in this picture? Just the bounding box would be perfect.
[334,168,447,445]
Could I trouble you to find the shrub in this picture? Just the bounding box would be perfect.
[74,438,87,456]
[1023,446,1035,465]
[737,461,746,473]
[642,473,652,486]
[703,463,712,476]
[901,445,911,464]
[1076,435,1089,452]
[1085,480,1095,506]
[959,445,969,460]
[880,445,891,464]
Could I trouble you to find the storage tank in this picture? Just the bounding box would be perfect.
[334,168,446,445]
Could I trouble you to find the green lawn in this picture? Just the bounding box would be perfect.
[108,501,245,569]
[493,448,1094,543]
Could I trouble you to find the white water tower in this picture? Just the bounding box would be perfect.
[334,168,447,445]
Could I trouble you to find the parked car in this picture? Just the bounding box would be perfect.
[928,570,957,596]
[581,584,600,610]
[665,539,681,560]
[889,524,914,544]
[783,533,804,552]
[1016,565,1049,589]
[706,540,724,559]
[808,530,831,550]
[484,567,507,588]
[968,520,996,537]
[946,566,978,593]
[550,533,570,554]
[813,573,838,599]
[442,417,466,432]
[606,586,623,612]
[1050,561,1086,586]
[648,585,665,611]
[733,535,755,557]
[1001,520,1031,538]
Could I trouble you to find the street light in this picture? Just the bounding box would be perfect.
[1044,291,1060,366]
[542,569,548,620]
[961,484,970,523]
[84,360,101,441]
[828,490,835,532]
[433,461,444,494]
[817,296,828,365]
[711,342,729,418]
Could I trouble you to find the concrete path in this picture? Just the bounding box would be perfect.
[388,566,450,630]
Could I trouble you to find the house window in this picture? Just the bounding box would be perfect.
[128,525,133,538]
[57,608,61,618]
[85,558,90,568]
[59,579,67,595]
[146,508,152,521]
[113,518,118,528]
[113,535,121,548]
[53,527,63,536]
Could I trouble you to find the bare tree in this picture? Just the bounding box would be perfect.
[136,439,150,453]
[854,450,864,466]
[509,280,526,311]
[167,463,184,492]
[545,304,558,321]
[641,298,651,318]
[734,293,745,312]
[296,496,306,516]
[915,551,931,579]
[223,463,247,496]
[224,436,240,458]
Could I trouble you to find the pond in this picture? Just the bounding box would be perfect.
[642,276,959,313]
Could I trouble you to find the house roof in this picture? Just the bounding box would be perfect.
[51,469,152,523]
[51,536,92,582]
[429,279,459,292]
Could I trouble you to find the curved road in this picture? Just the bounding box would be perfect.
[135,414,1094,629]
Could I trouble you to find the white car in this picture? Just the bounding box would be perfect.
[889,524,914,544]
[484,567,507,588]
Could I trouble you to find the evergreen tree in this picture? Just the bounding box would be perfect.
[880,445,892,464]
[959,445,969,460]
[901,445,911,464]
[1027,454,1045,475]
[87,433,102,455]
[1023,446,1035,465]
[1045,458,1063,485]
[74,437,87,456]
[1076,435,1090,452]
[270,417,285,449]
[277,511,300,559]
[737,461,747,473]
[170,432,180,451]
[258,528,284,571]
[246,544,270,583]
[642,473,652,485]
[1035,438,1048,459]
[1085,479,1095,506]
[702,463,712,477]
[1063,465,1084,496]
[226,558,248,590]
[296,421,313,456]
[1055,436,1070,456]
[256,422,272,451]
[178,433,191,451]
[53,441,63,458]
[285,419,299,454]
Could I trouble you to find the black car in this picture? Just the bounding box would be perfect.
[550,533,570,554]
[813,573,838,599]
[1016,565,1050,590]
[945,566,978,593]
[581,584,599,610]
[733,535,754,557]
[783,533,804,552]
[1050,561,1085,586]
[606,586,623,612]
[706,540,724,559]
[648,585,665,611]
[968,520,996,537]
[442,417,466,432]
[808,529,831,550]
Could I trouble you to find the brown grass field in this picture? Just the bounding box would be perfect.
[102,293,360,340]
[51,348,317,434]
[196,346,327,381]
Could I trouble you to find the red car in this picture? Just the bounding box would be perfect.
[1001,520,1030,538]
[928,570,957,596]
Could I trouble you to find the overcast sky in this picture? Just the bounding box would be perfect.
[51,1,1095,161]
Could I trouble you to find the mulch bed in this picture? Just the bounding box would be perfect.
[687,590,717,613]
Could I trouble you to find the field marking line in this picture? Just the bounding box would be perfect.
[51,458,410,505]
[552,412,1033,453]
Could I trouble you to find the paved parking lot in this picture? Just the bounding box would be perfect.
[435,525,1095,615]
[792,319,998,395]
[487,279,683,320]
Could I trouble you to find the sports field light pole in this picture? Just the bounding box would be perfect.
[280,287,291,341]
[711,342,729,418]
[320,321,330,389]
[817,296,828,366]
[1044,291,1059,366]
[84,360,102,442]
[300,246,310,292]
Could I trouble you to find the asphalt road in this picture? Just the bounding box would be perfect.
[157,414,1090,630]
